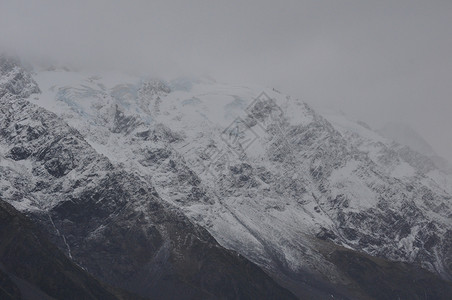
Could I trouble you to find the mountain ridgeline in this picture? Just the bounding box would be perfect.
[1,55,452,299]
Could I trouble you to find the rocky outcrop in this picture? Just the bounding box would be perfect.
[0,199,137,300]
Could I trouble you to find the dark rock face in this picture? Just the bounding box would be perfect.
[30,162,296,300]
[6,146,32,161]
[328,248,452,300]
[112,104,143,134]
[0,268,22,300]
[135,124,183,143]
[0,199,132,300]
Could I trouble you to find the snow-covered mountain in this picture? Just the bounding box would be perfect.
[0,56,297,300]
[2,55,452,299]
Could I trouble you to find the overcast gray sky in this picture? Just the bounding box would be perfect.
[1,0,452,161]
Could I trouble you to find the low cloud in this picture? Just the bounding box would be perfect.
[1,0,452,160]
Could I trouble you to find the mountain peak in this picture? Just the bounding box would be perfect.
[0,54,40,99]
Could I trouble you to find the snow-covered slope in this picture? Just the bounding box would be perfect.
[2,56,452,299]
[0,57,298,300]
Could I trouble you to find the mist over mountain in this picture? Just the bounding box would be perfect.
[1,1,452,163]
[379,122,452,173]
[1,1,452,299]
[379,123,435,155]
[1,55,452,299]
